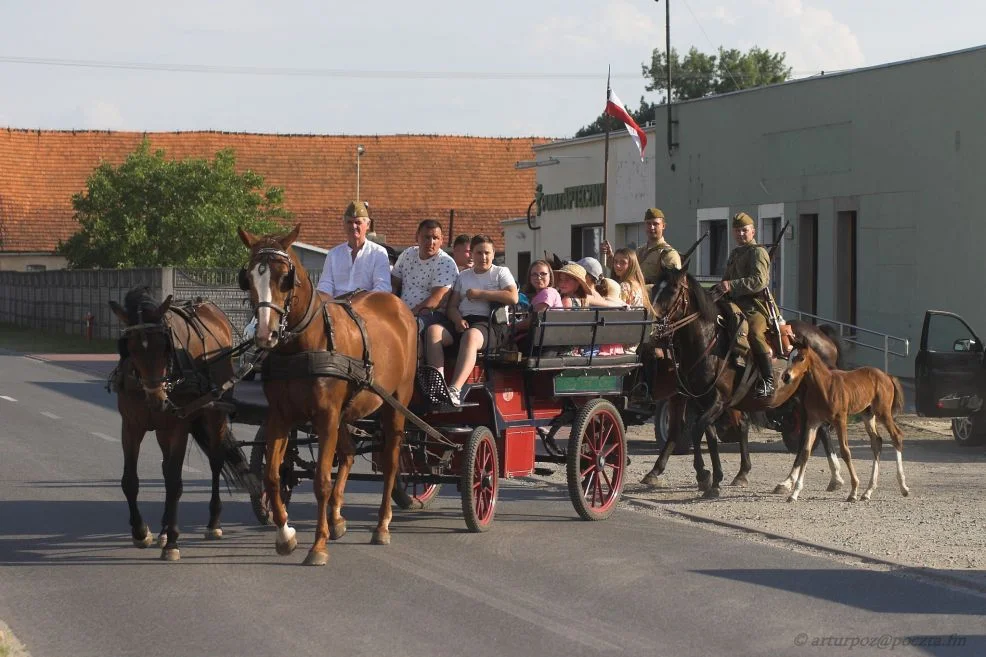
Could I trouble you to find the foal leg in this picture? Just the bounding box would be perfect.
[819,424,845,492]
[860,411,882,502]
[787,425,820,502]
[328,423,355,541]
[120,420,153,548]
[834,416,860,502]
[884,414,910,497]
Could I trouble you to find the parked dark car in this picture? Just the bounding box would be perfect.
[914,310,986,446]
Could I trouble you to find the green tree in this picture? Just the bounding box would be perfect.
[575,45,792,137]
[57,140,291,268]
[642,45,792,101]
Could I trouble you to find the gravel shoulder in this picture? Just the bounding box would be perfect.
[535,414,986,590]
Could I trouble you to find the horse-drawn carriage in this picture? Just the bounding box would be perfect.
[232,305,654,531]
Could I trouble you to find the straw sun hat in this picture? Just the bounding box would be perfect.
[553,262,592,295]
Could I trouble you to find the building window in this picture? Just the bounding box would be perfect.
[698,220,728,277]
[516,250,531,280]
[617,222,647,250]
[570,224,603,261]
[25,264,47,272]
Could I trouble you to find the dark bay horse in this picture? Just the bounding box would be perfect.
[643,268,844,497]
[777,339,909,502]
[109,287,252,561]
[238,224,418,566]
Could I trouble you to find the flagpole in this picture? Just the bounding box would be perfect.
[602,67,611,267]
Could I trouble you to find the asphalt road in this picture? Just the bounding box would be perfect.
[1,353,984,657]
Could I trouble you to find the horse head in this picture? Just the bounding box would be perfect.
[237,223,304,349]
[780,335,815,386]
[650,267,718,338]
[109,287,174,412]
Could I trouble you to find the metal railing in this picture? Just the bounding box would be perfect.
[780,306,909,372]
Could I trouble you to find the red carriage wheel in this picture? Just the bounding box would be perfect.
[392,444,442,510]
[567,399,626,521]
[460,426,498,532]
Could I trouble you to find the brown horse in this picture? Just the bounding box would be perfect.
[776,339,909,502]
[644,268,844,497]
[109,287,253,561]
[238,224,418,566]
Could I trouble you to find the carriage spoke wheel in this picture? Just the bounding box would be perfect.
[460,426,498,532]
[248,427,293,526]
[567,399,626,521]
[392,443,442,510]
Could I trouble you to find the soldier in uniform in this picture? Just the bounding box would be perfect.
[602,207,681,283]
[713,211,774,398]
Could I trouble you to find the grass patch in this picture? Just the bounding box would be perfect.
[0,322,117,354]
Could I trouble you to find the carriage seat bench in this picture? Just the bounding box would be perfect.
[511,308,651,370]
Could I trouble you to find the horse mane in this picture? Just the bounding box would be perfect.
[681,270,718,324]
[122,286,161,325]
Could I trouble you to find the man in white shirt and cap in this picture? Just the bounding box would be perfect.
[316,200,392,297]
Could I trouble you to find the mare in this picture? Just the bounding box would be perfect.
[775,339,909,502]
[109,287,252,561]
[237,224,418,566]
[642,268,844,497]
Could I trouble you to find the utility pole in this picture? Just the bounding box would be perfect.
[656,0,675,157]
[356,144,365,200]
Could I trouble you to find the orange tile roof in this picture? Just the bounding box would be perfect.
[0,129,549,253]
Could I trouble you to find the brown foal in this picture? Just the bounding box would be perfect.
[777,340,909,503]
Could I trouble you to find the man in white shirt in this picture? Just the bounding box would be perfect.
[316,201,391,297]
[391,219,459,334]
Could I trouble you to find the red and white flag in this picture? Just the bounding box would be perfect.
[605,88,647,161]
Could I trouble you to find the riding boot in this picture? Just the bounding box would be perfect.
[754,352,775,399]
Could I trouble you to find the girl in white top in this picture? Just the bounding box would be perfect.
[424,235,518,405]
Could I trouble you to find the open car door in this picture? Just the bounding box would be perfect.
[914,310,986,417]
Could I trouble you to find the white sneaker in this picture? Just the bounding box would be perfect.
[447,386,462,407]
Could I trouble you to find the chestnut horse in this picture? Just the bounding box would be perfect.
[776,339,909,502]
[109,287,253,561]
[644,268,844,497]
[238,224,417,566]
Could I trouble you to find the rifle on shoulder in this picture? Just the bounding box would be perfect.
[762,220,791,355]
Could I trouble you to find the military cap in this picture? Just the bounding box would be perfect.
[344,200,369,219]
[644,208,665,221]
[732,212,754,228]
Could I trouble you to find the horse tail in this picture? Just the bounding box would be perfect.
[189,417,259,494]
[817,324,843,369]
[890,375,905,417]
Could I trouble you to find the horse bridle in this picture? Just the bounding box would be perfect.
[241,246,320,346]
[120,312,180,396]
[652,278,701,339]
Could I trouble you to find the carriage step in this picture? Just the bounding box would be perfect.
[534,467,555,476]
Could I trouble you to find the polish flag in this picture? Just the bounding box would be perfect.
[605,88,647,161]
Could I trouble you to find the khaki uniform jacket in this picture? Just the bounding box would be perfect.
[637,239,681,283]
[723,240,770,316]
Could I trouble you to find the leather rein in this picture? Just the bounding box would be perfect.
[247,247,323,346]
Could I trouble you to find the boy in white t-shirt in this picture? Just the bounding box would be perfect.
[391,219,460,335]
[424,234,518,405]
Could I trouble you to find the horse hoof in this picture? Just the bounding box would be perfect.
[302,550,329,567]
[204,528,223,540]
[371,530,391,546]
[826,480,844,492]
[329,520,347,541]
[133,533,154,549]
[846,494,858,503]
[730,476,748,487]
[641,473,663,487]
[861,492,872,501]
[160,548,180,562]
[786,495,798,503]
[275,536,298,556]
[702,487,720,499]
[773,484,791,494]
[901,488,910,497]
[157,534,167,549]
